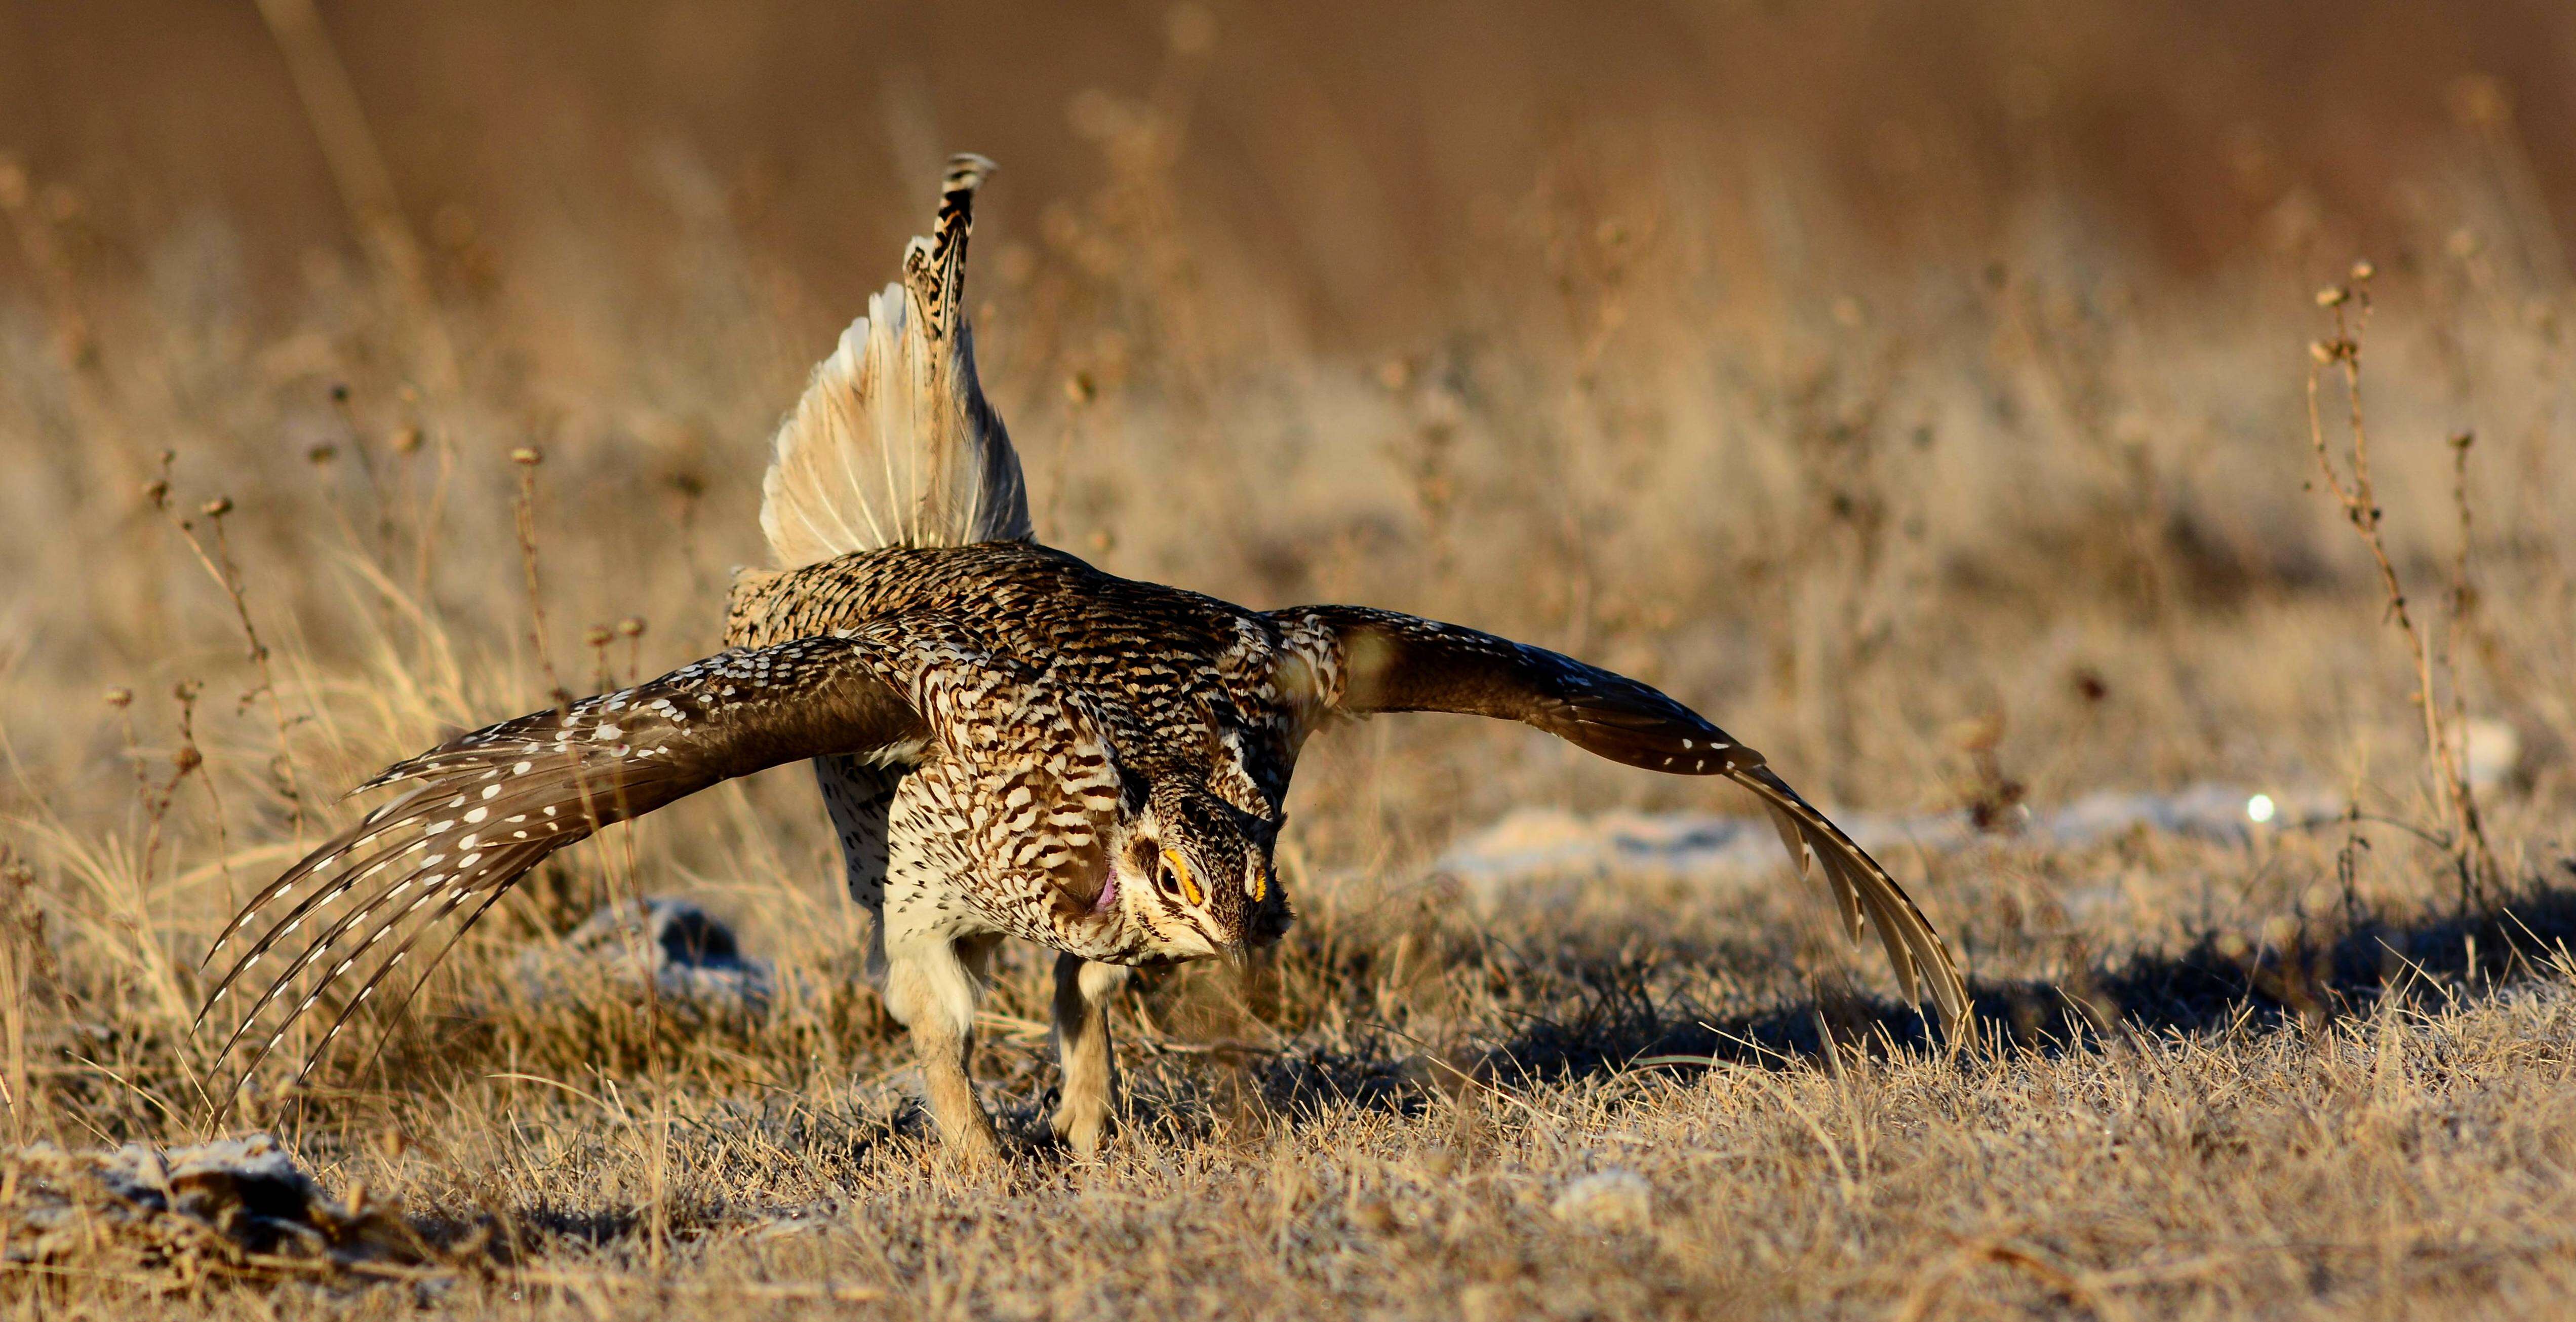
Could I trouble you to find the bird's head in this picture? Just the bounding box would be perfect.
[1102,777,1290,964]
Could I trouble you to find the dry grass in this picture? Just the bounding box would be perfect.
[5,2,2576,1316]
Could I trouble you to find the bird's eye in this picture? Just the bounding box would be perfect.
[1157,848,1203,906]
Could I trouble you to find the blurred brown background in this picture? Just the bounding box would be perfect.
[6,1,2572,330]
[2,0,2570,839]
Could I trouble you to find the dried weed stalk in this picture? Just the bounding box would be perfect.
[2305,262,2499,901]
[134,681,207,893]
[147,462,308,835]
[0,848,56,1143]
[509,447,571,711]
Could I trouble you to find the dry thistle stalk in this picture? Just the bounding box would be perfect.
[400,414,453,604]
[173,673,237,892]
[136,681,207,890]
[154,473,308,834]
[585,623,615,691]
[323,380,397,557]
[2302,261,2498,903]
[511,445,571,709]
[617,616,646,685]
[103,684,153,822]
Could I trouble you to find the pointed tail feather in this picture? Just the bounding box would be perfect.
[759,151,1030,566]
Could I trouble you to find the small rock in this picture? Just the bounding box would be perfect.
[519,898,774,1018]
[1550,1168,1652,1233]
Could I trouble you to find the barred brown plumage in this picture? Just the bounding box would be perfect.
[201,152,1969,1161]
[195,632,931,1100]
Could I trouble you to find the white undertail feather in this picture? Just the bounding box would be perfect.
[759,153,1032,566]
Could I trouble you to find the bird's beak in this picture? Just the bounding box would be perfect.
[1221,942,1251,975]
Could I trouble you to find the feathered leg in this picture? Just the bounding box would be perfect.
[1049,953,1129,1157]
[880,926,1002,1163]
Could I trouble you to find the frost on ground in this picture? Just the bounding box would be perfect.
[1436,723,2526,908]
[1433,782,2321,898]
[1430,779,2432,913]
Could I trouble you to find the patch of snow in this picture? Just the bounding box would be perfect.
[1435,783,2349,902]
[2465,718,2519,789]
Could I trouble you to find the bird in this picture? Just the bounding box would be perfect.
[196,153,1968,1162]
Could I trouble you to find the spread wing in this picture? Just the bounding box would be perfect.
[1269,605,1968,1029]
[194,633,932,1109]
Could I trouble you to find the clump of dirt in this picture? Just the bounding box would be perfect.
[2,1134,428,1286]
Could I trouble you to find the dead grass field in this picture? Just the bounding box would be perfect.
[5,2,2576,1317]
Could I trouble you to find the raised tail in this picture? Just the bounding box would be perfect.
[758,152,1033,566]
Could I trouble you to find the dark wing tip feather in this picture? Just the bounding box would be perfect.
[1733,765,1968,1029]
[196,760,608,1110]
[284,842,542,1097]
[1535,694,1754,776]
[1281,605,1759,776]
[1278,604,1967,1029]
[197,635,926,1112]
